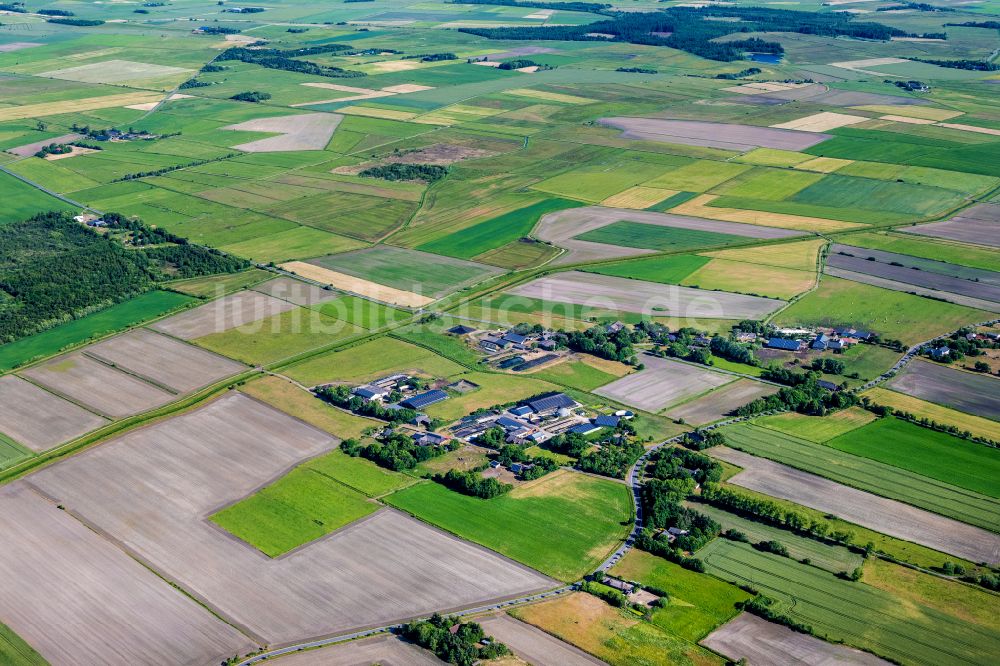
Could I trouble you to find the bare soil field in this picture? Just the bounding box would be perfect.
[29,394,554,646]
[826,253,1000,306]
[83,328,245,393]
[252,276,340,307]
[479,614,605,666]
[535,206,800,265]
[596,354,734,413]
[508,272,786,319]
[224,113,343,152]
[0,483,255,665]
[886,360,1000,421]
[702,613,890,666]
[710,447,1000,564]
[771,111,869,132]
[824,266,1000,313]
[20,353,176,419]
[151,290,297,339]
[904,204,1000,247]
[271,634,445,665]
[6,133,83,156]
[598,118,829,151]
[830,244,1000,287]
[664,379,779,426]
[0,376,107,452]
[279,261,434,308]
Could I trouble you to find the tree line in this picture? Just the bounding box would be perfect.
[217,45,366,78]
[341,434,452,472]
[403,614,509,666]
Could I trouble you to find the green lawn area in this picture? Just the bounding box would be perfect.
[833,343,904,383]
[723,423,1000,532]
[826,417,1000,499]
[194,308,364,365]
[708,357,764,377]
[611,549,750,641]
[0,290,194,372]
[0,621,46,666]
[389,322,484,367]
[575,221,745,252]
[531,360,619,391]
[417,198,582,259]
[581,254,710,285]
[219,226,368,264]
[284,336,465,386]
[700,539,1000,665]
[305,449,416,497]
[775,276,993,346]
[210,466,377,557]
[754,407,876,443]
[385,470,633,581]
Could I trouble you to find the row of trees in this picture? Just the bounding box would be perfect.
[316,384,419,424]
[217,45,366,78]
[860,400,997,448]
[340,434,451,472]
[359,163,449,182]
[403,614,509,666]
[432,469,512,498]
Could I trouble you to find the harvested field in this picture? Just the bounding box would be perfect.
[479,614,604,666]
[223,113,343,153]
[824,267,1000,312]
[702,612,890,666]
[0,92,163,121]
[30,394,553,646]
[38,60,191,84]
[20,353,176,419]
[683,259,816,300]
[252,276,340,307]
[151,290,297,339]
[886,359,1000,421]
[904,203,1000,248]
[272,634,445,665]
[826,253,1000,307]
[83,328,244,394]
[0,376,107,453]
[596,354,733,413]
[280,261,433,308]
[771,111,869,132]
[381,84,435,93]
[600,186,678,209]
[0,483,254,665]
[709,446,1000,565]
[703,238,825,271]
[5,133,84,157]
[598,118,829,152]
[663,379,778,425]
[508,272,785,320]
[672,194,863,232]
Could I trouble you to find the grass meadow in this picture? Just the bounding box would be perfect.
[240,376,381,440]
[575,222,745,251]
[582,254,710,285]
[385,470,633,581]
[862,387,1000,442]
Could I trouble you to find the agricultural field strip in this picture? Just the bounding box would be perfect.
[702,612,891,666]
[595,354,735,414]
[886,360,1000,422]
[699,539,1000,666]
[728,423,1000,531]
[151,291,298,340]
[261,634,445,665]
[709,447,1000,565]
[29,394,554,646]
[598,118,829,152]
[662,380,779,426]
[829,244,1000,287]
[0,375,108,453]
[825,267,1000,314]
[508,272,785,319]
[478,614,606,666]
[826,253,1000,306]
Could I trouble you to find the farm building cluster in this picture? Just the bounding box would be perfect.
[448,323,566,373]
[764,326,873,353]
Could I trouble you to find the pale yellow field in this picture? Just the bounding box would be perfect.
[279,261,434,308]
[0,92,161,121]
[794,156,852,173]
[681,258,815,300]
[862,387,1000,442]
[851,105,963,121]
[601,186,678,209]
[368,60,422,73]
[337,105,417,121]
[579,355,633,377]
[879,115,936,125]
[735,148,812,167]
[702,238,825,271]
[505,88,594,104]
[771,112,869,132]
[382,84,434,93]
[671,194,863,232]
[936,123,1000,137]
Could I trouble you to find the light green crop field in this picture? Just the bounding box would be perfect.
[826,417,1000,499]
[754,408,877,443]
[385,470,633,581]
[211,466,377,557]
[0,620,46,666]
[0,434,33,470]
[531,360,620,392]
[776,277,994,346]
[611,549,750,641]
[582,254,711,285]
[699,539,1000,666]
[724,423,1000,532]
[574,222,745,251]
[839,231,1000,273]
[165,269,273,298]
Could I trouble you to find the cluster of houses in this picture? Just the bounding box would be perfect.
[348,374,453,445]
[73,214,107,228]
[447,324,565,372]
[766,327,872,353]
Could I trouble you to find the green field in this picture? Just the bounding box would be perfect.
[581,254,710,285]
[284,336,465,386]
[839,231,1000,273]
[315,295,410,330]
[699,539,1000,666]
[776,276,993,346]
[0,171,73,224]
[305,449,416,497]
[611,549,750,641]
[166,269,273,298]
[0,433,33,470]
[575,222,745,252]
[417,198,582,259]
[0,621,46,666]
[755,408,876,443]
[211,465,377,557]
[532,360,620,391]
[724,423,1000,532]
[385,470,633,581]
[0,290,194,372]
[826,417,1000,499]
